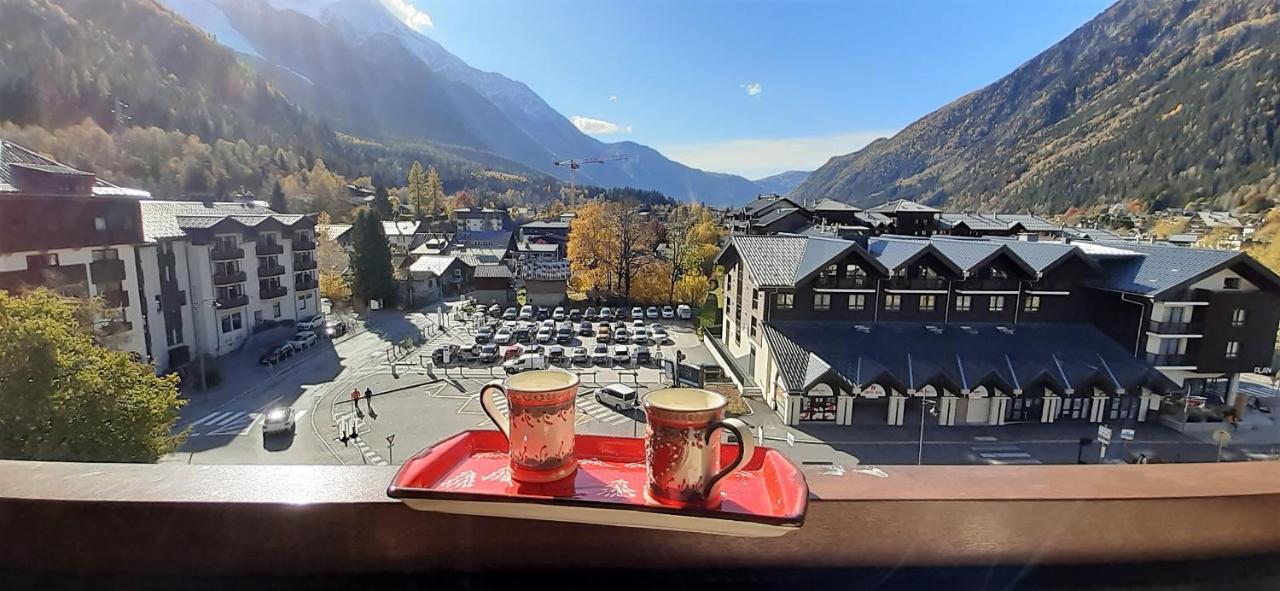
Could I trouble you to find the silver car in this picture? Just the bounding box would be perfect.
[262,407,296,437]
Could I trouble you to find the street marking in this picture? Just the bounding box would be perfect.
[191,411,232,426]
[972,444,1041,465]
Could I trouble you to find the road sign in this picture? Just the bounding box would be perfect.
[1120,428,1135,441]
[1097,425,1112,445]
[386,433,396,446]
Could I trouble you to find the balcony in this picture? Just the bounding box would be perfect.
[255,241,284,256]
[1163,288,1212,304]
[1146,352,1194,367]
[293,258,317,271]
[4,460,1280,581]
[1027,278,1072,293]
[257,263,286,278]
[812,275,872,290]
[291,236,317,251]
[1147,320,1199,335]
[955,278,1019,292]
[89,258,126,284]
[295,276,318,291]
[215,294,249,309]
[93,319,133,337]
[100,289,130,309]
[885,277,948,291]
[210,246,244,261]
[259,285,288,300]
[211,270,246,286]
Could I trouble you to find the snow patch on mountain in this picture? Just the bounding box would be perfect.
[162,0,262,57]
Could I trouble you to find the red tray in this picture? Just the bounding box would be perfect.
[387,430,808,537]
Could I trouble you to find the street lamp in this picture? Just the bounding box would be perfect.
[917,397,938,465]
[189,297,223,392]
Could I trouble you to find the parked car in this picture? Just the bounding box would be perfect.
[519,305,534,321]
[289,331,318,349]
[515,325,533,343]
[577,321,594,336]
[599,307,614,321]
[552,306,566,321]
[432,344,462,364]
[613,328,629,344]
[503,307,518,320]
[504,353,547,374]
[258,343,294,365]
[649,326,669,343]
[596,325,612,343]
[488,304,503,317]
[547,345,566,364]
[475,326,494,344]
[262,407,296,437]
[536,325,554,344]
[591,343,611,365]
[568,308,583,322]
[298,314,326,330]
[632,331,649,346]
[612,345,631,364]
[613,320,628,331]
[556,325,574,344]
[661,305,675,319]
[479,343,500,363]
[636,345,652,365]
[632,319,646,331]
[536,306,550,320]
[493,327,514,345]
[323,320,348,338]
[584,307,598,321]
[631,307,644,320]
[458,345,484,364]
[571,346,589,364]
[646,306,660,319]
[541,318,556,329]
[594,384,638,411]
[676,304,693,319]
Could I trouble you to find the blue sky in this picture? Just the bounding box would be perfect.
[390,0,1113,179]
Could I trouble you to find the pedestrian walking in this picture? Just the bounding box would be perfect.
[350,388,360,409]
[364,387,374,410]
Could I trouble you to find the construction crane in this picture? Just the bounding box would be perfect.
[554,154,629,194]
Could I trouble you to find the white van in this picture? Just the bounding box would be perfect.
[676,304,693,319]
[503,353,547,374]
[595,384,638,411]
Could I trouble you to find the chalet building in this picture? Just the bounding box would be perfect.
[136,201,319,373]
[808,198,863,226]
[862,199,941,236]
[453,207,511,232]
[521,259,570,307]
[937,213,1063,239]
[710,233,1280,429]
[408,255,472,301]
[470,264,515,306]
[0,140,152,362]
[517,220,570,242]
[382,221,421,251]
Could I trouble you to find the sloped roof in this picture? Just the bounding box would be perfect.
[473,264,514,279]
[0,139,150,198]
[811,198,861,212]
[408,255,464,277]
[726,234,885,288]
[755,207,809,228]
[865,199,940,214]
[854,211,893,226]
[139,200,299,242]
[939,212,1009,232]
[382,221,421,236]
[995,214,1059,232]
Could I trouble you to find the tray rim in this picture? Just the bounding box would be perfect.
[386,430,808,531]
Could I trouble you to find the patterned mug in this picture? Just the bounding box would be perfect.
[642,388,755,508]
[480,370,579,483]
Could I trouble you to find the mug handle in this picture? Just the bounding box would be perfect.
[703,418,755,500]
[479,380,510,441]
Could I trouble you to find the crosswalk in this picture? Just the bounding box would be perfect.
[186,409,307,437]
[971,444,1041,465]
[477,393,632,427]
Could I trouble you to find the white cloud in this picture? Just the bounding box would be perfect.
[741,82,763,96]
[608,95,619,102]
[570,115,632,135]
[660,130,895,179]
[380,0,433,30]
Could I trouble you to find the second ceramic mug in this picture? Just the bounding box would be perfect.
[480,370,579,483]
[642,388,755,508]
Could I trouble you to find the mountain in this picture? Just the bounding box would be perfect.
[160,0,764,205]
[793,0,1280,213]
[752,170,811,196]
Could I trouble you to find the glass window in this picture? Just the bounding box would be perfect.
[776,293,794,309]
[91,249,119,261]
[1232,308,1246,326]
[820,264,838,278]
[814,293,831,311]
[273,303,282,318]
[919,294,935,312]
[1224,277,1241,289]
[885,294,901,311]
[955,295,971,312]
[754,290,762,309]
[1024,295,1041,312]
[94,216,107,231]
[750,317,758,340]
[990,267,1007,279]
[989,295,1005,312]
[1226,341,1240,359]
[848,294,865,310]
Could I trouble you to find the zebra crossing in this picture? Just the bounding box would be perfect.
[186,409,308,437]
[971,444,1041,465]
[475,393,633,427]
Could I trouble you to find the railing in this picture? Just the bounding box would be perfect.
[812,276,872,290]
[259,285,288,300]
[1027,279,1072,292]
[257,264,286,278]
[210,246,244,261]
[1148,320,1196,334]
[5,460,1280,576]
[255,241,284,256]
[1146,352,1193,366]
[100,289,129,309]
[885,277,948,290]
[295,277,318,291]
[292,237,317,251]
[956,278,1018,291]
[293,258,317,271]
[1164,288,1213,303]
[216,294,249,309]
[212,270,246,286]
[89,258,126,283]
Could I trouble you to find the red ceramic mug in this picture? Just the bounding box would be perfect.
[642,388,755,508]
[480,370,579,483]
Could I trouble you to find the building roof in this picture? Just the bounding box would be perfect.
[864,199,941,214]
[520,220,571,231]
[318,224,353,242]
[810,198,861,213]
[408,255,466,277]
[765,321,1178,395]
[1195,211,1243,229]
[996,214,1059,232]
[522,259,571,281]
[853,211,893,226]
[1086,241,1268,297]
[382,221,421,237]
[454,207,509,217]
[939,213,1009,232]
[139,200,305,242]
[754,207,810,228]
[735,195,803,218]
[472,264,514,279]
[724,234,886,287]
[455,230,512,248]
[0,140,151,198]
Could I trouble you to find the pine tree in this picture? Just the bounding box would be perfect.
[406,161,426,220]
[270,181,287,213]
[373,184,392,218]
[348,209,397,308]
[425,166,445,219]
